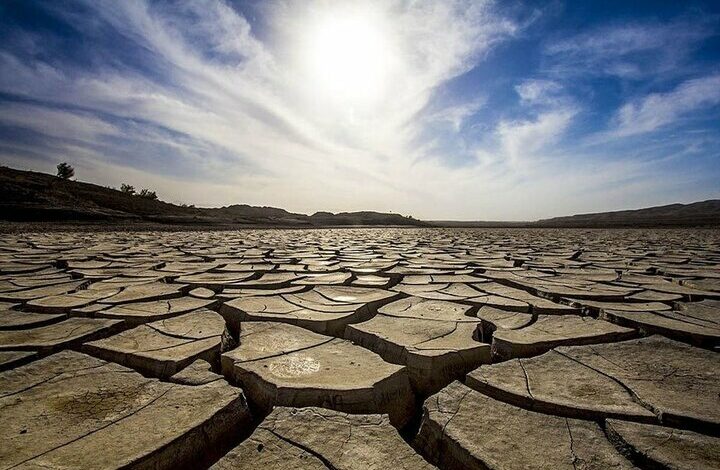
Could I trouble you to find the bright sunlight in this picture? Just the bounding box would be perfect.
[300,5,392,107]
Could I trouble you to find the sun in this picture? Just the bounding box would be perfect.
[300,6,391,107]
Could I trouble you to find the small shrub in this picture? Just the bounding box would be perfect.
[56,162,74,179]
[120,183,135,195]
[138,188,158,200]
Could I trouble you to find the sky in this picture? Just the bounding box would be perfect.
[0,0,719,220]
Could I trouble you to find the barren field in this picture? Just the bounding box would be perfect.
[1,228,718,469]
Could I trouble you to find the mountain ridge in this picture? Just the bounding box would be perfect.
[0,166,717,227]
[0,166,424,227]
[533,199,720,227]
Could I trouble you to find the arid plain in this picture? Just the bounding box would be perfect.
[1,227,718,469]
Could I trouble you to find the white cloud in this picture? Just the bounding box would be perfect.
[515,79,562,105]
[496,107,577,164]
[424,97,487,132]
[548,24,666,56]
[544,18,716,79]
[0,102,119,142]
[613,74,720,137]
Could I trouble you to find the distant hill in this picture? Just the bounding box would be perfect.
[0,166,423,227]
[431,201,719,228]
[1,166,716,228]
[310,211,420,226]
[534,200,720,227]
[431,200,719,228]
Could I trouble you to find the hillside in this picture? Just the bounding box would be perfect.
[0,166,423,227]
[534,200,720,227]
[1,166,716,228]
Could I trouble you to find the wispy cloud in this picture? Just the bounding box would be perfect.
[484,79,577,166]
[423,97,487,132]
[544,17,717,79]
[611,73,720,137]
[514,79,563,106]
[497,107,577,165]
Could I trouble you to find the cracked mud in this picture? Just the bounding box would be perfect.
[0,228,718,469]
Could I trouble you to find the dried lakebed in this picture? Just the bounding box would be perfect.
[0,227,718,469]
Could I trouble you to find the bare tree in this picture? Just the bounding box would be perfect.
[120,183,135,195]
[56,162,74,179]
[138,188,158,200]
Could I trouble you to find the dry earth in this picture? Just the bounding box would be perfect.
[0,227,718,469]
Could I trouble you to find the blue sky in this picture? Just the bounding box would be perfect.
[0,0,718,220]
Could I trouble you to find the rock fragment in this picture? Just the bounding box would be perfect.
[221,286,399,336]
[25,287,120,313]
[414,381,632,469]
[0,307,66,330]
[231,272,305,288]
[189,287,216,298]
[170,358,224,385]
[0,280,88,302]
[175,272,254,289]
[602,301,720,348]
[606,419,720,470]
[473,281,580,314]
[212,407,434,470]
[490,314,636,359]
[0,317,122,353]
[468,336,720,432]
[96,296,216,325]
[100,281,188,304]
[475,306,533,342]
[393,282,531,311]
[294,271,352,285]
[466,351,656,422]
[346,296,490,393]
[84,308,228,378]
[218,285,307,299]
[0,351,251,469]
[567,298,671,312]
[221,322,415,426]
[0,350,36,370]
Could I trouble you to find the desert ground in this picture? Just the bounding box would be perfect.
[1,227,718,469]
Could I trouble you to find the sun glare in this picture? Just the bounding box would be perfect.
[301,7,391,107]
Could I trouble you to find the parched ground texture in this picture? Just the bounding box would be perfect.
[1,227,719,470]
